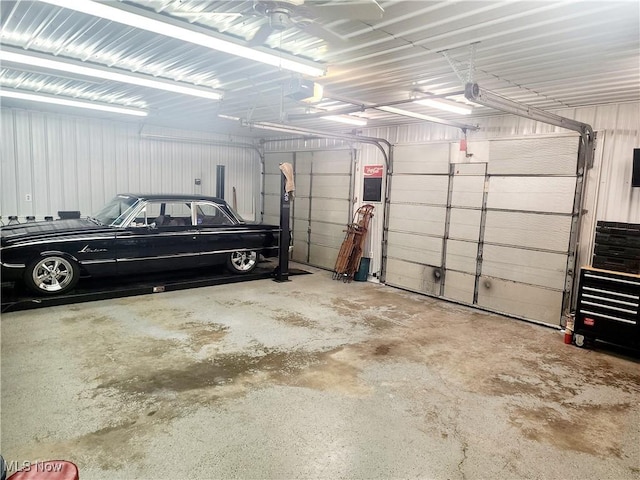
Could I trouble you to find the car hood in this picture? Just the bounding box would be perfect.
[1,219,112,247]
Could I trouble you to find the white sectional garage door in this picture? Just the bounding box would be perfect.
[385,136,580,326]
[263,150,353,270]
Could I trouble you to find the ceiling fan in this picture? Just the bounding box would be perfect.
[171,0,385,46]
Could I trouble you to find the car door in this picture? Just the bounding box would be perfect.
[115,200,200,274]
[195,201,275,267]
[194,201,241,266]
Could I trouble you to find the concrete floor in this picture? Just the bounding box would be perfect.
[1,263,639,479]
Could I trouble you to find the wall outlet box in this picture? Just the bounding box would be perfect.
[25,194,32,202]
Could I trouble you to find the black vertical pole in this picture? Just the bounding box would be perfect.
[274,171,290,282]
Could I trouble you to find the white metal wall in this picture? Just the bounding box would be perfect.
[0,108,261,222]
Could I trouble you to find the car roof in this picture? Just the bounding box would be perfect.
[121,194,227,205]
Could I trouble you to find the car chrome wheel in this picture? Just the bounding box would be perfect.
[29,256,77,293]
[228,251,257,273]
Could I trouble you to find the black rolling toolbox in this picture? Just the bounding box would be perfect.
[574,267,640,349]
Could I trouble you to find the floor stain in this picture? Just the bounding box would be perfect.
[96,350,324,395]
[509,403,630,458]
[273,311,318,328]
[374,344,392,356]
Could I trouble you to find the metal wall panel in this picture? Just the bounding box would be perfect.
[1,111,18,217]
[1,108,260,222]
[486,176,577,214]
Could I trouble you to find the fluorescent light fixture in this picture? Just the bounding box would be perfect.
[0,89,148,116]
[377,106,448,122]
[1,50,222,100]
[377,105,479,130]
[39,0,326,77]
[413,98,473,115]
[323,115,367,126]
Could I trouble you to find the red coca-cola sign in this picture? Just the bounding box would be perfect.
[364,165,384,178]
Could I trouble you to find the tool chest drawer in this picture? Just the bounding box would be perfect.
[575,267,640,348]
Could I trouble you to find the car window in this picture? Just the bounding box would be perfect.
[195,203,235,226]
[143,201,193,227]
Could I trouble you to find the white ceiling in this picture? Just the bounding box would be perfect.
[1,0,638,136]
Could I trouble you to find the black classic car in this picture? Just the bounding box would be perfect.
[1,194,280,295]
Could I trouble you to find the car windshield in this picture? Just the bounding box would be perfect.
[92,195,140,226]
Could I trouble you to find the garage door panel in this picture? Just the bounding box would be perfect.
[488,137,578,175]
[311,151,352,174]
[293,198,310,220]
[452,163,487,175]
[394,143,450,174]
[477,276,564,325]
[311,175,351,198]
[443,271,475,304]
[482,245,567,290]
[388,204,446,236]
[292,240,308,263]
[265,153,293,174]
[296,174,312,197]
[293,221,308,238]
[309,244,340,270]
[487,177,576,213]
[385,259,441,295]
[386,231,442,266]
[309,221,347,248]
[310,199,350,224]
[264,174,282,196]
[445,240,478,274]
[295,152,313,174]
[264,194,280,217]
[263,214,279,226]
[390,175,448,205]
[484,211,571,252]
[448,208,481,241]
[451,176,485,207]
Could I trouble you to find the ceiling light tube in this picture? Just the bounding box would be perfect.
[39,0,326,77]
[1,49,222,100]
[322,115,368,126]
[413,98,473,115]
[377,106,477,130]
[0,89,148,116]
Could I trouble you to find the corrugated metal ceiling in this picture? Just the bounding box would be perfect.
[1,0,638,136]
